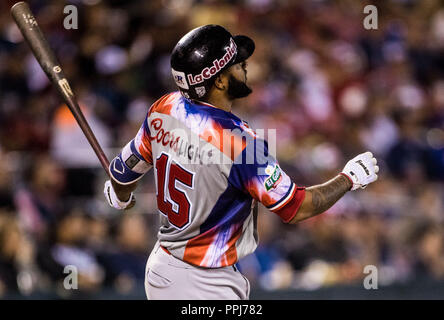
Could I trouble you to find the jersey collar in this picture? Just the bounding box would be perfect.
[193,99,219,109]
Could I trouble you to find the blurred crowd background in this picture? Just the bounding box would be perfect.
[0,0,444,299]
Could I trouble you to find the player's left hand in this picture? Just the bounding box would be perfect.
[104,180,136,210]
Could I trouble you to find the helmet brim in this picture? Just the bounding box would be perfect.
[233,35,255,64]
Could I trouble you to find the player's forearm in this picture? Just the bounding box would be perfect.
[290,174,352,224]
[111,179,138,202]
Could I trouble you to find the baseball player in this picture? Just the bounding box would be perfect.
[103,25,379,300]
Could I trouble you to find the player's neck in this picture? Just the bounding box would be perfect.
[205,92,233,112]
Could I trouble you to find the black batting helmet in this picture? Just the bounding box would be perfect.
[170,24,255,100]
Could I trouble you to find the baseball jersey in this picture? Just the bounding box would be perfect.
[110,91,306,268]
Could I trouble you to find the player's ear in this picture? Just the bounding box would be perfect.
[213,72,228,91]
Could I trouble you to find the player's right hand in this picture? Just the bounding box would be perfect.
[341,152,379,191]
[104,180,136,210]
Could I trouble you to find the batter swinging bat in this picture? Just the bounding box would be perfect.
[11,1,110,176]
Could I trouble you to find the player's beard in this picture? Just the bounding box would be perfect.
[227,75,252,99]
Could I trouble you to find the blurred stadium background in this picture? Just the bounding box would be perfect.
[0,0,444,299]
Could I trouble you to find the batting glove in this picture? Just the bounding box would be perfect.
[104,180,135,210]
[340,152,379,191]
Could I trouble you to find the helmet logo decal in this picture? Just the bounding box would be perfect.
[187,38,237,86]
[195,86,206,98]
[171,68,189,89]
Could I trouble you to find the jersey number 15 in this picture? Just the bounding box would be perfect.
[155,153,194,229]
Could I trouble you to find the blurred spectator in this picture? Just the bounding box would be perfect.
[0,151,14,210]
[98,213,151,294]
[411,223,444,279]
[0,212,39,297]
[14,155,66,239]
[36,210,105,294]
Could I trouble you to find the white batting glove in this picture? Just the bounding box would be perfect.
[103,180,135,210]
[341,152,379,191]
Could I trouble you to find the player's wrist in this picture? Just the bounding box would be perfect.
[104,180,135,210]
[110,178,132,202]
[114,191,133,206]
[338,173,353,190]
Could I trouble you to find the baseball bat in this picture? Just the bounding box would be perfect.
[11,1,110,176]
